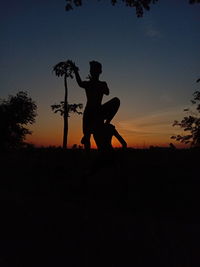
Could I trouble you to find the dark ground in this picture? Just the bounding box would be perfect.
[0,147,200,267]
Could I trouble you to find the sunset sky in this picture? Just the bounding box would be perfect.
[1,0,200,148]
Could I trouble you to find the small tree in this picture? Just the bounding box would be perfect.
[171,80,200,147]
[0,91,37,150]
[52,60,83,149]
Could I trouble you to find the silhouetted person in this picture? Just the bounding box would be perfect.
[89,123,127,174]
[71,61,120,151]
[93,123,127,152]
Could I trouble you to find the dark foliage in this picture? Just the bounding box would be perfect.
[53,60,78,78]
[189,0,200,3]
[65,0,200,17]
[51,102,83,117]
[0,91,37,150]
[65,0,158,17]
[171,84,200,147]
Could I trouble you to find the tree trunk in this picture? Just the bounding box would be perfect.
[63,74,68,149]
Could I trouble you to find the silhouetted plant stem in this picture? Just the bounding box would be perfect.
[52,60,83,149]
[63,74,68,149]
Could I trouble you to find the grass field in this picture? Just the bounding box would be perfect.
[1,147,200,266]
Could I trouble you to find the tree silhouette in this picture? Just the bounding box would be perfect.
[0,91,37,150]
[171,79,200,147]
[52,60,83,149]
[65,0,200,17]
[51,102,83,149]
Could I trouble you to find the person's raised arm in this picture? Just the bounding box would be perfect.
[71,62,86,88]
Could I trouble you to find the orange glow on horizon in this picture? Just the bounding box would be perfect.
[26,109,188,149]
[27,132,187,149]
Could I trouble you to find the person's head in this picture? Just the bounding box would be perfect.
[89,61,102,79]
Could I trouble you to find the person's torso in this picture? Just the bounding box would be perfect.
[84,80,106,110]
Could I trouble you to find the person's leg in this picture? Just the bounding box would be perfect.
[82,112,91,151]
[101,97,120,124]
[81,133,91,150]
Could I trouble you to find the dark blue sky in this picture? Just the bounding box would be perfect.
[1,0,200,147]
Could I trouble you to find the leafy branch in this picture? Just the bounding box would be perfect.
[65,0,200,17]
[51,102,83,117]
[171,80,200,147]
[53,60,78,78]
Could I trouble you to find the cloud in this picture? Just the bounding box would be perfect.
[143,20,161,39]
[117,106,185,138]
[146,27,161,38]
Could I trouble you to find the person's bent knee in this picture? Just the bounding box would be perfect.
[112,97,120,110]
[113,97,120,106]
